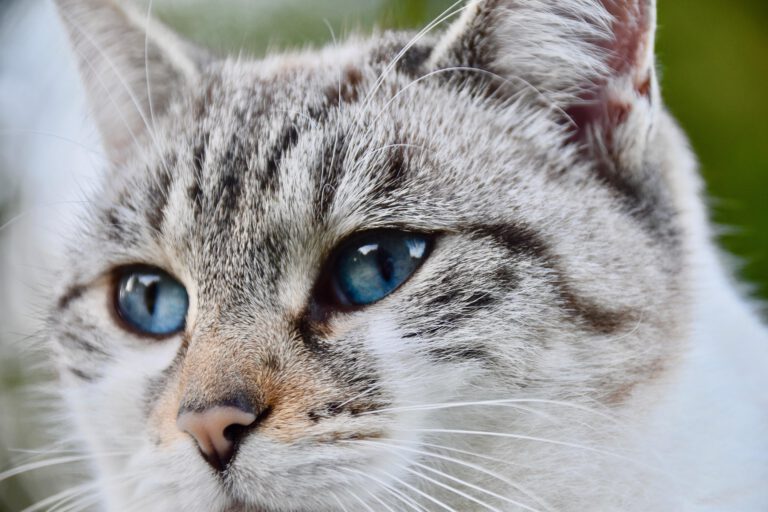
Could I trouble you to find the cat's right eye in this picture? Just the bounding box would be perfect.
[114,267,189,336]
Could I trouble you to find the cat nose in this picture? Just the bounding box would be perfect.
[177,403,259,471]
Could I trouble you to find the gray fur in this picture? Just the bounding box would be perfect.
[43,0,768,510]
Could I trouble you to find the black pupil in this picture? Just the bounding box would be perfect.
[376,247,394,283]
[144,280,158,315]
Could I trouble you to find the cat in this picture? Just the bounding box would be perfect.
[21,0,768,510]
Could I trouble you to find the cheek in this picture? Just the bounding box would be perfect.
[68,341,182,450]
[364,314,485,422]
[148,373,188,448]
[370,313,481,378]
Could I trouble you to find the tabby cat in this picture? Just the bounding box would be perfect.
[42,0,768,510]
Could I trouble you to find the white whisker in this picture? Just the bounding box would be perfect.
[144,0,157,135]
[330,490,352,512]
[401,464,503,512]
[360,397,599,418]
[342,467,426,512]
[0,452,130,484]
[356,0,469,123]
[360,485,398,512]
[345,488,378,512]
[57,7,173,179]
[399,427,664,474]
[377,467,458,512]
[352,439,552,512]
[409,459,542,512]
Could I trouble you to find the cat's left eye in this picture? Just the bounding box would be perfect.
[115,267,188,336]
[327,231,431,307]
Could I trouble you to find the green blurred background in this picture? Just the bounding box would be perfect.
[1,0,766,510]
[657,0,768,300]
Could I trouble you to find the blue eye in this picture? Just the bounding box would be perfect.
[332,231,430,306]
[116,267,188,336]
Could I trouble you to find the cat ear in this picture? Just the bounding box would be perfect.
[431,0,657,162]
[54,0,211,164]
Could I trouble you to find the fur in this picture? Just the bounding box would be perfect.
[4,0,767,510]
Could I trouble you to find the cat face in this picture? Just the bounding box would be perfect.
[51,0,693,509]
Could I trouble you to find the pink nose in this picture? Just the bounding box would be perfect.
[177,406,257,470]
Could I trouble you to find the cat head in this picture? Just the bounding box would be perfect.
[51,0,695,509]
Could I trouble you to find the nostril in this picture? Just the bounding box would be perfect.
[223,423,247,443]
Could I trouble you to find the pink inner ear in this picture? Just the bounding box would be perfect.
[602,0,651,84]
[566,0,653,143]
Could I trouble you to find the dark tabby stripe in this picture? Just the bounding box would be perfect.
[427,346,492,362]
[57,283,85,310]
[372,139,410,197]
[312,132,348,222]
[402,223,634,341]
[188,132,209,216]
[214,134,248,223]
[467,223,548,261]
[146,169,173,234]
[67,366,96,382]
[264,124,300,188]
[592,159,681,245]
[467,223,636,335]
[297,318,385,412]
[104,208,128,243]
[58,330,109,356]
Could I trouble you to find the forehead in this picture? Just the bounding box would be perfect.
[93,41,567,312]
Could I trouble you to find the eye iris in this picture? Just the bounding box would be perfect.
[117,269,188,335]
[334,233,428,306]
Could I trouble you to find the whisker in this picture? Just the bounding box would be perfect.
[272,109,320,128]
[0,199,93,234]
[22,468,143,512]
[330,490,353,512]
[403,439,532,471]
[0,128,106,157]
[346,142,431,181]
[342,467,426,512]
[352,439,552,512]
[376,467,458,512]
[345,488,378,512]
[400,464,503,512]
[57,8,173,179]
[399,427,664,474]
[360,486,398,512]
[408,459,541,512]
[335,383,383,410]
[365,67,500,134]
[143,0,157,136]
[360,396,626,433]
[19,480,100,512]
[0,452,130,484]
[356,0,469,122]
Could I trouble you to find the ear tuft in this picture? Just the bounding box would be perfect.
[54,0,211,164]
[566,0,656,147]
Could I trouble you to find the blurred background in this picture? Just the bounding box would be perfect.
[1,0,766,510]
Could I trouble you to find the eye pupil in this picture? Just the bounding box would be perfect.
[377,249,395,283]
[144,281,158,315]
